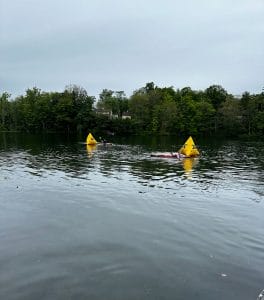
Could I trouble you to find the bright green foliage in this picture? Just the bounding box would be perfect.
[97,89,128,118]
[129,92,150,131]
[1,83,263,137]
[3,86,94,133]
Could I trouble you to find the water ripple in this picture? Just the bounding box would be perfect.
[1,137,264,300]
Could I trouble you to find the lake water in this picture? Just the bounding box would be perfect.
[0,133,263,300]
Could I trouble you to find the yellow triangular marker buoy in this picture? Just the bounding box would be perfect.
[179,136,200,157]
[86,133,97,145]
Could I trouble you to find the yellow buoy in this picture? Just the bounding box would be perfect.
[179,136,200,157]
[86,133,97,145]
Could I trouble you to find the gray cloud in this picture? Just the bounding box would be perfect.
[1,0,264,98]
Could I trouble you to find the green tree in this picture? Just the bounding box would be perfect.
[240,92,255,135]
[205,85,228,132]
[13,87,42,131]
[97,89,115,116]
[193,100,215,135]
[64,85,95,131]
[251,92,264,136]
[220,96,243,136]
[97,89,128,118]
[129,92,150,131]
[115,91,128,118]
[35,92,54,131]
[205,85,228,110]
[0,92,10,130]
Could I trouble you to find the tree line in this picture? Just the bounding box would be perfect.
[0,83,263,137]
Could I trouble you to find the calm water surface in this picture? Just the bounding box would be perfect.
[0,133,263,300]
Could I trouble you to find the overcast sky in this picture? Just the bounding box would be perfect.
[1,0,263,98]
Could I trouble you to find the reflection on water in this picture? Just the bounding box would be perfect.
[86,143,97,158]
[1,133,263,204]
[0,133,263,201]
[182,158,196,178]
[0,133,264,300]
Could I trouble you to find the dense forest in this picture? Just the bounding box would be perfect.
[0,83,263,137]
